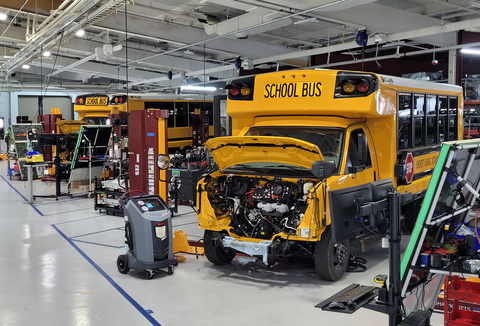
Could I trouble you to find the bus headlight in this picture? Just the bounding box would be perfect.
[299,227,311,238]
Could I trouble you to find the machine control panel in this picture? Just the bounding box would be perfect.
[133,195,167,212]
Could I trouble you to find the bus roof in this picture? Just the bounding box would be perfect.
[76,93,213,101]
[226,69,463,119]
[376,74,462,94]
[116,93,213,101]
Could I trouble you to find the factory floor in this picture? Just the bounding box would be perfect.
[0,161,444,326]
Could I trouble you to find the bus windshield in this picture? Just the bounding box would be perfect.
[245,126,344,171]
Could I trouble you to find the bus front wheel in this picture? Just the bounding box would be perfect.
[204,230,236,265]
[314,226,350,282]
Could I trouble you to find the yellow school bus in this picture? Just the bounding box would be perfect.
[196,69,463,281]
[74,93,112,125]
[74,93,214,152]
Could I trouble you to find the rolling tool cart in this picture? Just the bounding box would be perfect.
[117,194,175,279]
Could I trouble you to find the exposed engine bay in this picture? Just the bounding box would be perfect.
[206,175,315,240]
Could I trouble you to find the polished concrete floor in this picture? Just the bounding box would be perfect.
[0,161,444,326]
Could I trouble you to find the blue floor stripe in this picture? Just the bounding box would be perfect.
[1,175,44,216]
[71,238,124,249]
[70,226,125,239]
[52,224,161,326]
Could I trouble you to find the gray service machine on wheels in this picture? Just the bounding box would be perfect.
[117,195,175,278]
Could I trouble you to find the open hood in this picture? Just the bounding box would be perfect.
[206,136,324,171]
[57,120,89,134]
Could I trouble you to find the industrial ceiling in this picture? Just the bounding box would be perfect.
[0,0,480,93]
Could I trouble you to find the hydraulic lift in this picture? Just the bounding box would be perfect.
[128,109,169,202]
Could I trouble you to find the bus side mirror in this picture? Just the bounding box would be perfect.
[312,161,335,179]
[156,154,170,170]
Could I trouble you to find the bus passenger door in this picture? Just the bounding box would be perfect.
[341,128,377,186]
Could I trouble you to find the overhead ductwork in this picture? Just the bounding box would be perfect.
[203,8,292,39]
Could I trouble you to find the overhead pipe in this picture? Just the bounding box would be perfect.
[0,4,245,59]
[3,0,475,88]
[46,54,96,78]
[28,0,98,43]
[117,4,200,23]
[11,38,475,92]
[310,41,480,70]
[35,0,77,31]
[205,0,375,30]
[5,0,126,74]
[127,0,349,86]
[0,81,114,89]
[126,40,480,91]
[27,0,84,42]
[0,3,307,73]
[30,0,98,43]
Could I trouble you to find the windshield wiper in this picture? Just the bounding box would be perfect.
[263,165,312,175]
[225,164,268,174]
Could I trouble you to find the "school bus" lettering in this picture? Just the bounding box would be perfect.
[264,82,322,99]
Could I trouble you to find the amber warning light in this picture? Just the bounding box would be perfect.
[341,79,370,94]
[225,83,253,100]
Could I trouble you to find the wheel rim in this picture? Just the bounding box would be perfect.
[118,259,125,270]
[333,242,348,271]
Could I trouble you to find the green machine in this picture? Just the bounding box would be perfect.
[316,138,480,325]
[399,138,480,322]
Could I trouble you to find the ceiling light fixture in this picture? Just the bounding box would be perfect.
[0,13,7,20]
[75,29,85,37]
[42,51,51,57]
[461,48,480,55]
[180,85,217,92]
[22,64,30,69]
[471,2,480,9]
[293,17,317,25]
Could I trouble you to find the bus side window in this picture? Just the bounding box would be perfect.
[344,129,372,174]
[398,94,412,150]
[176,102,188,127]
[426,95,437,145]
[449,97,458,140]
[439,96,448,142]
[205,102,214,126]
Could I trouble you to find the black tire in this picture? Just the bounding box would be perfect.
[203,230,236,265]
[117,254,130,274]
[314,227,350,282]
[168,265,174,275]
[146,270,154,279]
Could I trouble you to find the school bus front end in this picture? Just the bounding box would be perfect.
[196,136,338,275]
[196,69,462,282]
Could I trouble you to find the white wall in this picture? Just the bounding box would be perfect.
[18,96,74,120]
[10,91,82,123]
[0,91,11,130]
